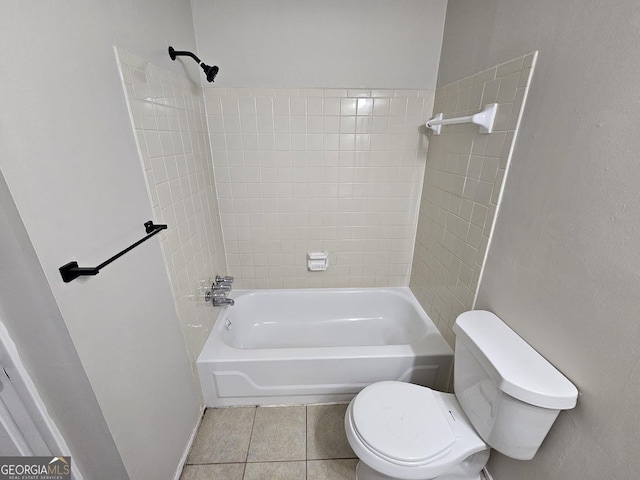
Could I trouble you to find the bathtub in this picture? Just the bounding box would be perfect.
[197,287,453,407]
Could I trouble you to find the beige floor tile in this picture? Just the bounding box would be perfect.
[307,459,358,480]
[187,407,256,464]
[243,461,306,480]
[180,463,245,480]
[307,404,355,459]
[247,406,306,462]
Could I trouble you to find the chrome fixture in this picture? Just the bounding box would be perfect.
[205,275,235,306]
[215,275,234,285]
[212,293,235,306]
[211,283,231,293]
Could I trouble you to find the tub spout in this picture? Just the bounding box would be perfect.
[205,289,235,306]
[212,293,235,306]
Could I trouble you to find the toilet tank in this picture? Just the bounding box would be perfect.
[452,311,578,460]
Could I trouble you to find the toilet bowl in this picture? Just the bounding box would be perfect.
[344,381,489,480]
[344,310,579,480]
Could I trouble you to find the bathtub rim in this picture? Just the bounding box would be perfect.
[197,286,453,362]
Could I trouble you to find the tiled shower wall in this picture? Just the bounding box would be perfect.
[115,48,227,366]
[205,88,433,288]
[410,52,537,346]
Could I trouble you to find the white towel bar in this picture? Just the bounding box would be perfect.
[426,103,498,135]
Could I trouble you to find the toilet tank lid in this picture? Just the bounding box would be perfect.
[453,311,578,410]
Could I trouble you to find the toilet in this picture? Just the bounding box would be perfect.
[344,310,578,480]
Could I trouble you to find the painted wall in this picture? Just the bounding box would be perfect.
[0,172,128,480]
[205,87,432,288]
[1,1,202,479]
[410,53,535,347]
[191,0,447,89]
[440,1,640,478]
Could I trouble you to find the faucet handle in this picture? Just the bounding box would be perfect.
[211,283,231,292]
[204,284,231,302]
[215,275,234,285]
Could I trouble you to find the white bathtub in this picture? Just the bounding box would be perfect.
[197,287,453,407]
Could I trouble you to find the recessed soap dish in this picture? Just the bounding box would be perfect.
[307,252,328,271]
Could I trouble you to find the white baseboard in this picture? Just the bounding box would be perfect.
[173,405,205,480]
[481,467,495,480]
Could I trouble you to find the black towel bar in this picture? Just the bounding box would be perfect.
[59,221,167,283]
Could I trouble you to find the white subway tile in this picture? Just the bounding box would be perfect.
[273,97,290,115]
[371,89,394,98]
[389,98,408,115]
[348,89,371,98]
[307,134,324,151]
[323,134,340,151]
[290,97,307,115]
[291,134,306,150]
[290,115,307,133]
[238,96,256,115]
[340,98,357,116]
[357,98,373,115]
[323,116,340,133]
[307,97,323,115]
[496,56,525,78]
[496,72,520,103]
[273,115,291,133]
[323,88,347,98]
[340,116,356,133]
[251,88,275,97]
[481,78,500,105]
[394,89,418,97]
[258,134,275,151]
[323,98,341,115]
[221,96,239,115]
[256,115,274,134]
[223,114,241,133]
[255,96,274,115]
[240,114,258,133]
[356,117,372,134]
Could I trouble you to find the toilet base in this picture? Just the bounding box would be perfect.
[355,449,489,480]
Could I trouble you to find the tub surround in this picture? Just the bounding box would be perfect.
[115,48,228,368]
[205,87,434,289]
[410,52,537,346]
[197,287,452,407]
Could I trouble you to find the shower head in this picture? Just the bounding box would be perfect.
[168,46,219,83]
[202,64,219,83]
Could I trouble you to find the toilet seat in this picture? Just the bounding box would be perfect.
[351,381,455,465]
[345,382,489,479]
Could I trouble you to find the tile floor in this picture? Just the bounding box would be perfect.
[180,404,358,480]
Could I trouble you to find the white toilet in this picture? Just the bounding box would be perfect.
[344,310,578,480]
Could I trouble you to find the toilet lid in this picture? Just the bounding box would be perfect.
[352,382,455,464]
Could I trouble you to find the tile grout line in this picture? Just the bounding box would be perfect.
[185,405,357,479]
[305,405,308,480]
[242,406,258,479]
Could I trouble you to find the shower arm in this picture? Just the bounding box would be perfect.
[168,47,203,64]
[168,46,219,83]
